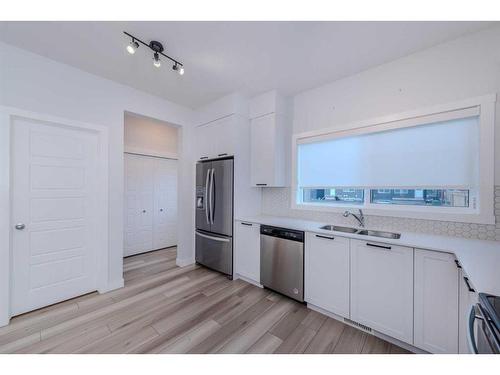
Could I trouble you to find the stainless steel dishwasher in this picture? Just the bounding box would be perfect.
[260,225,305,302]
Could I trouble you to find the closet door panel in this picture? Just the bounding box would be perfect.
[124,154,154,257]
[153,158,178,250]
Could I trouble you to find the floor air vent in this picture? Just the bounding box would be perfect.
[343,318,372,333]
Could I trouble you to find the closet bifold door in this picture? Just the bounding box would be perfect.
[124,154,154,257]
[152,158,178,251]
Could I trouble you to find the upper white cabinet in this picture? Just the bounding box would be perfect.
[350,239,414,344]
[458,267,478,353]
[234,220,261,284]
[414,249,459,353]
[195,115,237,160]
[250,113,288,187]
[305,232,350,317]
[249,90,291,187]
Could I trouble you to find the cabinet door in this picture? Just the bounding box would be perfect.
[350,239,414,344]
[195,124,215,160]
[211,115,236,158]
[458,268,478,353]
[195,116,237,160]
[153,158,178,250]
[414,249,459,353]
[250,113,276,186]
[124,154,154,257]
[305,233,350,317]
[234,221,260,283]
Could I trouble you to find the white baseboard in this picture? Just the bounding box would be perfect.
[176,257,195,267]
[98,278,124,294]
[0,315,9,328]
[234,273,263,288]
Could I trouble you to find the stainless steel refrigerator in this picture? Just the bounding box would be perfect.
[195,157,234,277]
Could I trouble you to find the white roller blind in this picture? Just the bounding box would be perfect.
[297,114,479,189]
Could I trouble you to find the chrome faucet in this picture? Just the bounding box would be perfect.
[343,209,365,228]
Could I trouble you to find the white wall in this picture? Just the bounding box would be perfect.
[262,25,500,241]
[0,42,194,301]
[124,113,179,159]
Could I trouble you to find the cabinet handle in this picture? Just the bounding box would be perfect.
[366,242,391,250]
[256,183,267,186]
[463,277,476,293]
[142,210,146,213]
[454,259,462,269]
[218,153,228,157]
[315,234,334,240]
[160,208,164,212]
[200,156,208,160]
[241,222,253,226]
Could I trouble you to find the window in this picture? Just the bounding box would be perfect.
[292,96,496,224]
[302,188,364,204]
[370,189,469,207]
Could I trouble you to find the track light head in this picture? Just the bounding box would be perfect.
[173,63,185,75]
[153,52,161,68]
[126,39,139,55]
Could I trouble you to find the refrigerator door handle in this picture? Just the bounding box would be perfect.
[210,168,215,224]
[468,304,481,354]
[205,169,211,224]
[208,168,214,224]
[195,230,230,243]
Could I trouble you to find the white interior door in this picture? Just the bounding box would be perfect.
[124,154,177,257]
[12,116,102,315]
[153,158,178,250]
[124,154,154,257]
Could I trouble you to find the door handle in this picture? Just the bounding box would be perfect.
[195,230,230,243]
[315,234,334,240]
[210,168,215,224]
[468,305,480,354]
[366,243,391,250]
[463,277,476,293]
[205,168,211,224]
[15,223,25,230]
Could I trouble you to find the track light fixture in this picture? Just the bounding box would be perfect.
[124,31,184,75]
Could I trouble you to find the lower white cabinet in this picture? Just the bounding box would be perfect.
[305,232,350,317]
[350,239,414,344]
[414,249,459,353]
[234,221,260,283]
[458,268,478,353]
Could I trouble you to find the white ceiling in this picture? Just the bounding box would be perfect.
[0,21,495,108]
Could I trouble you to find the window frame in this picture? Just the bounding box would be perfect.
[291,94,496,224]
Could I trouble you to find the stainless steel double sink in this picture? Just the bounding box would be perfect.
[319,225,401,239]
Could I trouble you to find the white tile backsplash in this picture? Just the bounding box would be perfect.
[261,186,500,241]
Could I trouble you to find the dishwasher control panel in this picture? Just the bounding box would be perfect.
[260,225,304,242]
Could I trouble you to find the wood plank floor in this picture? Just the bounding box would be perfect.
[0,247,411,354]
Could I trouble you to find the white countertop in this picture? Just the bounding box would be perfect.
[236,215,500,296]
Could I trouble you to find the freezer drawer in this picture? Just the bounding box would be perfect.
[195,230,233,276]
